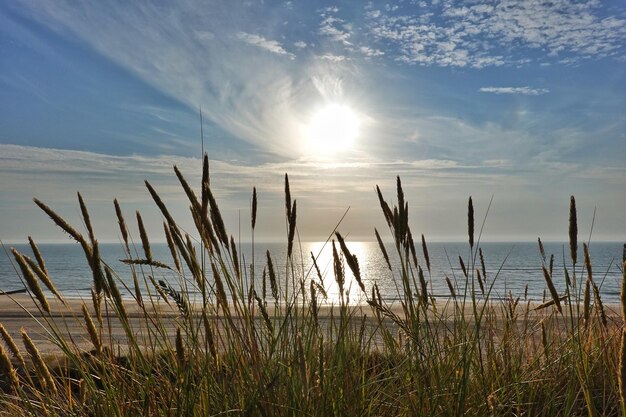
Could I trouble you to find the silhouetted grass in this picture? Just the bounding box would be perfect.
[0,156,624,416]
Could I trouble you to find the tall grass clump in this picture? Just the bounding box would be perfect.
[0,157,623,416]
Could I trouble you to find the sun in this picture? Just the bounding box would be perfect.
[305,104,360,156]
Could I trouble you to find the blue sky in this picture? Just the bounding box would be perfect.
[0,0,625,243]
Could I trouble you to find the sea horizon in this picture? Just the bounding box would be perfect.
[3,240,623,303]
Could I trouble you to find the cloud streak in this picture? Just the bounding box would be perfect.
[236,32,295,59]
[479,87,549,96]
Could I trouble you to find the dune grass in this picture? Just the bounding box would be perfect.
[0,155,625,416]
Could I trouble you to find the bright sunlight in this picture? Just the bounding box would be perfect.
[305,104,360,156]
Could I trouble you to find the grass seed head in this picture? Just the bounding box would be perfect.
[164,222,181,272]
[90,241,106,296]
[332,240,345,297]
[230,236,240,279]
[287,200,297,258]
[375,229,392,271]
[113,199,129,251]
[479,247,486,279]
[105,267,128,322]
[145,181,178,232]
[477,269,485,295]
[418,265,428,306]
[82,304,102,354]
[174,165,201,214]
[284,173,292,219]
[251,187,258,230]
[23,255,62,303]
[21,329,56,395]
[211,262,228,310]
[459,256,468,278]
[136,211,152,262]
[407,228,418,269]
[0,324,26,369]
[33,198,92,259]
[375,185,393,229]
[12,249,49,313]
[335,232,364,292]
[583,243,592,281]
[541,265,562,314]
[468,196,474,248]
[77,192,95,245]
[591,281,607,327]
[207,186,228,246]
[266,251,279,302]
[445,276,456,299]
[421,234,431,274]
[0,343,19,390]
[569,196,577,265]
[27,236,48,276]
[90,289,103,327]
[538,237,546,263]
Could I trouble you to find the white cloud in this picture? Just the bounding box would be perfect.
[316,54,347,62]
[320,6,339,14]
[236,32,295,58]
[293,40,307,48]
[479,86,550,96]
[360,46,384,57]
[319,8,352,45]
[364,1,626,68]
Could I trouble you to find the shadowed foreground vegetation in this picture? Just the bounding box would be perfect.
[1,154,625,416]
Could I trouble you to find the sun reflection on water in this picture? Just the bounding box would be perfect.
[309,240,370,305]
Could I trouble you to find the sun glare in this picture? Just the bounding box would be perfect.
[309,241,368,304]
[305,104,360,156]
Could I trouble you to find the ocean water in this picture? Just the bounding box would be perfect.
[1,241,624,304]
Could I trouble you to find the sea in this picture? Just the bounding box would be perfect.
[1,241,624,305]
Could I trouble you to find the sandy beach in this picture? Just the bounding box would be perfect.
[0,294,181,356]
[0,293,620,357]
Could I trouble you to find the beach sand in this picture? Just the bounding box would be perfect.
[0,294,181,356]
[0,294,620,356]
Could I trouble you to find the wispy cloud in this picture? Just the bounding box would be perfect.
[12,1,345,158]
[479,87,549,96]
[236,32,295,58]
[318,6,355,46]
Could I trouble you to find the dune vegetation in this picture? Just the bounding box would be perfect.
[0,154,625,416]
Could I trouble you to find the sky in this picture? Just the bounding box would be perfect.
[0,0,625,244]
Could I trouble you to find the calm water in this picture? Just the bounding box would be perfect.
[1,241,624,304]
